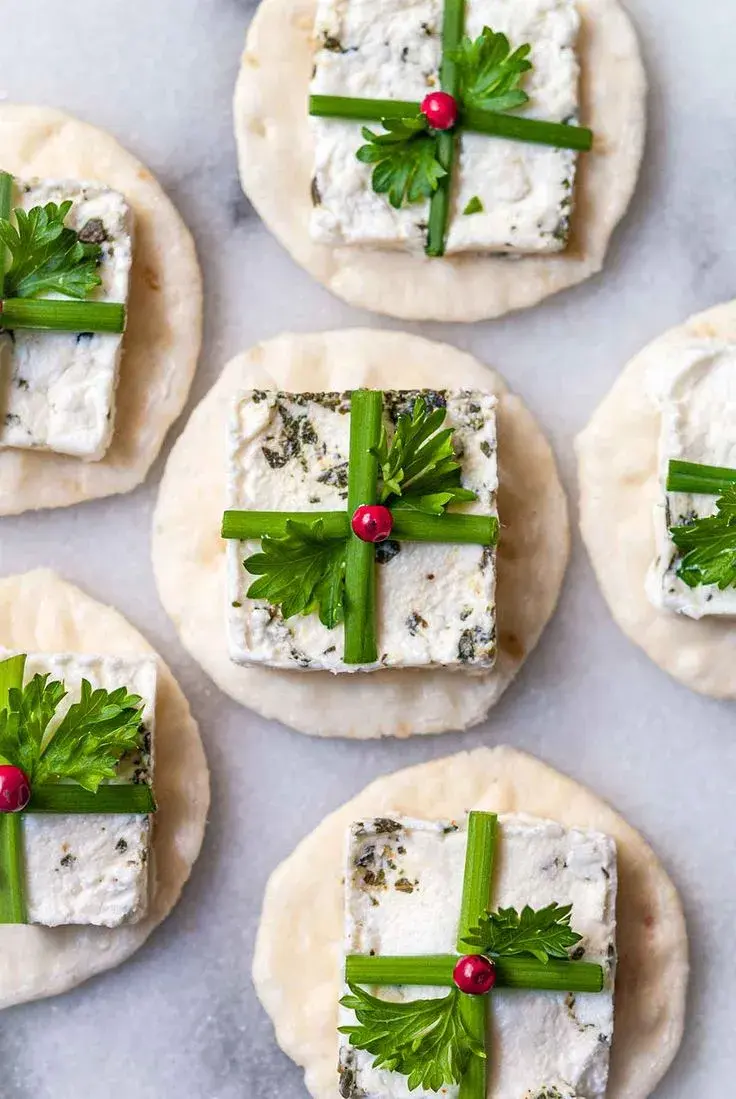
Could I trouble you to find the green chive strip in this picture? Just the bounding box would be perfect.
[0,299,126,334]
[0,171,13,299]
[345,954,604,993]
[456,812,497,1099]
[462,107,593,152]
[392,513,498,545]
[0,814,26,924]
[310,95,421,121]
[457,811,497,947]
[309,96,593,153]
[426,0,464,257]
[28,784,156,814]
[221,510,349,541]
[666,459,736,495]
[0,653,26,924]
[343,390,383,665]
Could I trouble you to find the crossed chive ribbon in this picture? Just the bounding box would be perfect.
[221,389,499,665]
[309,0,593,257]
[0,654,156,925]
[343,811,606,1097]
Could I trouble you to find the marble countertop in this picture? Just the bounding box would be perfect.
[0,0,732,1096]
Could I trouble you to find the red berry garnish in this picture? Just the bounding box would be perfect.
[452,954,496,996]
[421,91,458,131]
[351,504,394,543]
[0,765,31,813]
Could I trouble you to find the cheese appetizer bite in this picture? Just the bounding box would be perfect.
[0,105,202,515]
[234,0,645,321]
[577,299,736,699]
[253,746,687,1098]
[0,569,209,1007]
[152,329,568,738]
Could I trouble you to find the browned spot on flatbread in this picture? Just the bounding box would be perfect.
[500,632,525,661]
[143,267,161,292]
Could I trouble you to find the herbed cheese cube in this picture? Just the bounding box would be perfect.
[646,340,736,618]
[226,388,498,674]
[13,652,156,928]
[309,0,580,254]
[340,814,617,1099]
[0,177,133,461]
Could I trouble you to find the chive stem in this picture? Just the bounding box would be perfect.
[343,390,382,665]
[345,953,604,993]
[457,811,497,949]
[309,96,593,153]
[462,107,593,151]
[426,0,464,257]
[455,812,496,1099]
[0,171,12,300]
[392,512,498,545]
[0,299,126,334]
[309,95,421,121]
[0,814,26,924]
[222,510,349,541]
[666,459,736,495]
[0,652,26,924]
[28,784,156,814]
[221,509,497,545]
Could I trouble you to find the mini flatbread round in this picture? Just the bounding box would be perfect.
[576,299,736,699]
[0,568,209,1008]
[151,329,569,738]
[233,0,645,323]
[0,104,202,516]
[253,745,687,1099]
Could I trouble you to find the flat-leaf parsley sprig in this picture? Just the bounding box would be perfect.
[0,200,103,300]
[449,27,532,113]
[461,902,583,963]
[0,670,146,793]
[356,117,446,209]
[667,459,736,590]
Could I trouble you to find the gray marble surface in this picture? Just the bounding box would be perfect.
[0,0,732,1096]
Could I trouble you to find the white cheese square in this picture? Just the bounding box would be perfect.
[646,340,736,618]
[341,814,617,1099]
[3,652,156,928]
[309,0,580,254]
[0,177,133,461]
[226,389,498,674]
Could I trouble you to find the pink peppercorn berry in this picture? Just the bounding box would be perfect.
[452,954,497,995]
[351,504,394,543]
[420,91,459,131]
[0,765,31,813]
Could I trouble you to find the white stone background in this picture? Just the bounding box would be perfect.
[0,0,732,1096]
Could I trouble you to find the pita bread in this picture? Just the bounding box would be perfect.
[233,0,646,322]
[576,299,736,699]
[0,568,209,1008]
[152,329,569,738]
[253,746,687,1098]
[0,104,202,516]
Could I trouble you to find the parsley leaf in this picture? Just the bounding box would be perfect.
[463,195,484,215]
[462,903,583,964]
[244,518,347,628]
[450,26,532,113]
[372,397,477,515]
[339,984,484,1092]
[356,116,446,209]
[0,667,145,793]
[0,201,103,300]
[671,486,736,590]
